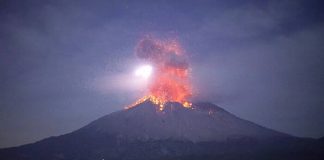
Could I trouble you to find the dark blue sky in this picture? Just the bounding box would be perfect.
[1,0,324,148]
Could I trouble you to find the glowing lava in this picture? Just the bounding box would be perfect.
[127,36,192,111]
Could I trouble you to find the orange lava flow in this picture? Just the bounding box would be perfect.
[126,37,192,111]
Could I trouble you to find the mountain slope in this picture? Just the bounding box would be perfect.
[83,100,288,142]
[0,101,323,160]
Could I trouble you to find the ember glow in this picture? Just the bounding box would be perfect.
[127,37,192,111]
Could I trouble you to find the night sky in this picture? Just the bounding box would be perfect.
[1,0,324,148]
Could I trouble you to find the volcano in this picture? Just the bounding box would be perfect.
[88,101,288,142]
[0,101,323,160]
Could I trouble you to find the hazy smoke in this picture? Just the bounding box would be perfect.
[135,37,189,69]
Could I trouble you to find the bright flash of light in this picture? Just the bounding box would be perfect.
[134,65,153,79]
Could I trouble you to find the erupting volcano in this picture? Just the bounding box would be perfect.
[1,37,323,160]
[128,37,192,110]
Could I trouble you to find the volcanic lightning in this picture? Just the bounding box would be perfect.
[127,36,192,111]
[134,65,153,79]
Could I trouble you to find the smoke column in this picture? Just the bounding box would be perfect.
[135,36,192,105]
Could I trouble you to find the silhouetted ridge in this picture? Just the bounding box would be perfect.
[1,101,322,160]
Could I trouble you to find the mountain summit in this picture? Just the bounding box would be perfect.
[83,100,288,142]
[0,101,323,160]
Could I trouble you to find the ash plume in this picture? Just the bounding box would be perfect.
[135,37,192,104]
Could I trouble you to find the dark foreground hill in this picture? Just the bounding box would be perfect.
[1,101,323,160]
